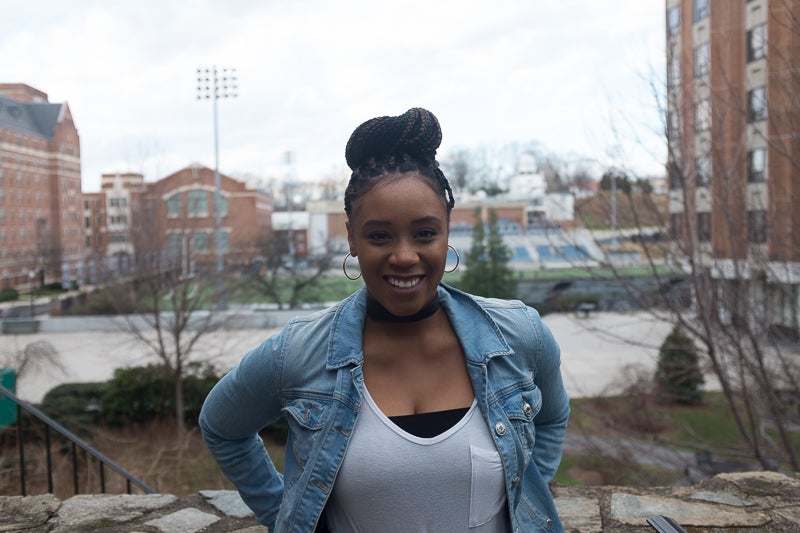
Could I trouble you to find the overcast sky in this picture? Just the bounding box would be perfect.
[1,1,666,193]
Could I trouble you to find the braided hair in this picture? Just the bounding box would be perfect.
[344,108,456,219]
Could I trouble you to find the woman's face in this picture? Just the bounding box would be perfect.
[347,173,449,317]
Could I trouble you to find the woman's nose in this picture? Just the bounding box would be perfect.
[389,244,419,266]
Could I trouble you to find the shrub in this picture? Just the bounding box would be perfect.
[0,288,19,302]
[40,382,108,432]
[655,326,704,404]
[102,363,220,426]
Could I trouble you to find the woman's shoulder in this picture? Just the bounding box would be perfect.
[442,283,538,319]
[268,289,365,357]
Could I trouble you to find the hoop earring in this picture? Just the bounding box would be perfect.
[342,252,362,280]
[445,244,460,273]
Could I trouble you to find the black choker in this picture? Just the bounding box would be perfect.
[366,297,441,323]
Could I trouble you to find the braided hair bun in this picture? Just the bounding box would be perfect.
[343,108,455,218]
[345,108,442,171]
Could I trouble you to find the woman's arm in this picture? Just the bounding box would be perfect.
[199,336,286,528]
[529,309,570,482]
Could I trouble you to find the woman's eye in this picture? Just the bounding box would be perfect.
[417,229,437,239]
[367,231,391,241]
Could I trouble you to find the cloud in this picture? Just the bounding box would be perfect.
[1,0,667,191]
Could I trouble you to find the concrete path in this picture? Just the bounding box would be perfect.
[3,309,692,403]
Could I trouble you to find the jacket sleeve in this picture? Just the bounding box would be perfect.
[527,307,570,482]
[199,332,286,529]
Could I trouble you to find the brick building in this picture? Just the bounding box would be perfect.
[139,164,272,277]
[0,83,84,289]
[666,0,799,332]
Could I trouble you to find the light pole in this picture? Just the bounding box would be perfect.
[196,66,237,309]
[28,269,35,318]
[284,151,295,263]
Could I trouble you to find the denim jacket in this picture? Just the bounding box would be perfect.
[200,283,569,532]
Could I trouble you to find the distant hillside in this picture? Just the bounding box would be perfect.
[575,192,668,229]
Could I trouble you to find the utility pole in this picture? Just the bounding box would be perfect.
[196,66,237,309]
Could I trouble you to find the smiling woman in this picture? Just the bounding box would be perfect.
[200,108,570,533]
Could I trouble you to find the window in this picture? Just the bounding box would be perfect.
[697,212,711,242]
[668,109,681,139]
[187,189,208,216]
[668,54,681,87]
[85,216,91,228]
[193,232,209,251]
[747,148,766,182]
[693,0,709,22]
[695,99,711,131]
[694,42,710,77]
[217,231,229,252]
[668,6,681,36]
[166,193,182,217]
[695,155,711,185]
[747,210,766,243]
[214,195,229,216]
[167,233,182,250]
[747,24,767,62]
[748,87,767,121]
[670,213,684,240]
[668,161,684,190]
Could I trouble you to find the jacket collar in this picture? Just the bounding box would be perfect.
[326,284,512,369]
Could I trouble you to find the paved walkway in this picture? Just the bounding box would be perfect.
[1,309,691,403]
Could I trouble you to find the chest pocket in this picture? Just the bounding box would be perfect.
[502,383,542,461]
[282,398,332,472]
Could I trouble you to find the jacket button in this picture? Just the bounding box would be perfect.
[546,518,553,527]
[523,401,532,417]
[512,475,521,487]
[495,422,507,436]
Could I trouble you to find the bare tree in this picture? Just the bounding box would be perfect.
[570,1,800,472]
[0,339,64,383]
[246,232,337,310]
[102,192,233,438]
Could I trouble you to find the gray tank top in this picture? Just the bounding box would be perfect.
[326,387,510,532]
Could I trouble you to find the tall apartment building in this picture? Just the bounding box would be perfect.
[81,172,146,281]
[0,83,83,289]
[666,0,799,332]
[102,172,146,275]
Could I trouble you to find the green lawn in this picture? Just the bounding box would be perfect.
[557,391,798,487]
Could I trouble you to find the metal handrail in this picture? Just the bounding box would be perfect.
[0,385,157,495]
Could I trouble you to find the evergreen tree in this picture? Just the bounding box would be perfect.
[485,209,516,298]
[655,326,704,405]
[459,207,516,298]
[460,207,488,294]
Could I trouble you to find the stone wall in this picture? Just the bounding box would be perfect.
[1,471,798,532]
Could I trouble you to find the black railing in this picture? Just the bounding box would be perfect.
[0,385,156,496]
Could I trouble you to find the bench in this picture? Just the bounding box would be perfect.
[1,319,41,334]
[576,302,597,318]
